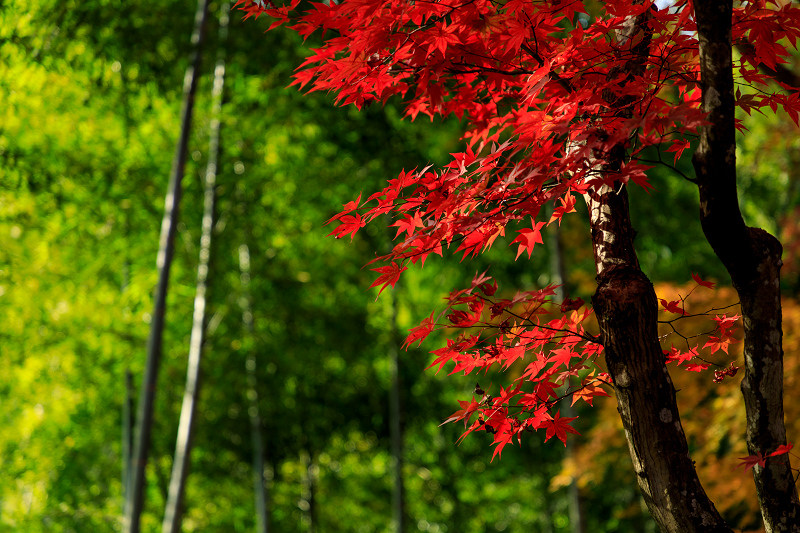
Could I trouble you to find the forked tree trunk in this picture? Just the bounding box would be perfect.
[123,0,210,530]
[692,0,800,530]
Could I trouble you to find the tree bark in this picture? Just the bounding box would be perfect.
[123,0,210,530]
[587,189,731,533]
[692,0,800,530]
[582,10,731,532]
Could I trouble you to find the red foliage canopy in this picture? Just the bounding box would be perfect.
[238,0,800,453]
[240,0,800,273]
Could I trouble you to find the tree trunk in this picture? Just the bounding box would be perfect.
[582,10,731,532]
[389,289,406,533]
[123,370,134,513]
[587,186,731,533]
[123,0,210,529]
[238,243,270,533]
[300,450,317,533]
[692,0,800,530]
[547,213,585,533]
[160,5,227,532]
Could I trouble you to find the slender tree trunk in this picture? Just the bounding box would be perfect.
[153,459,171,505]
[123,0,210,530]
[300,450,317,533]
[582,10,731,532]
[547,213,585,533]
[121,172,133,513]
[123,370,134,513]
[160,5,227,532]
[238,243,270,533]
[388,290,406,533]
[692,1,800,530]
[541,502,554,533]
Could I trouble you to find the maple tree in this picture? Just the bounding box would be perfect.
[239,0,800,529]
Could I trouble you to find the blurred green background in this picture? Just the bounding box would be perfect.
[1,0,799,531]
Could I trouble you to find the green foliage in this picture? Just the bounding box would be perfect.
[4,0,796,531]
[0,0,575,530]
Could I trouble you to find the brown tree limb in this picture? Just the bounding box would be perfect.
[582,8,732,532]
[592,266,732,532]
[692,1,800,531]
[585,179,731,531]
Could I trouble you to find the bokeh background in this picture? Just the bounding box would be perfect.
[2,0,800,531]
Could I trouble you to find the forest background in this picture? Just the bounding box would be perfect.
[2,0,800,531]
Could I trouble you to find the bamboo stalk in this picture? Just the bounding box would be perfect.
[547,212,585,533]
[123,370,134,512]
[238,243,270,533]
[388,290,406,533]
[123,0,211,529]
[160,5,229,532]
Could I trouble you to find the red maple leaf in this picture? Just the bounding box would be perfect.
[684,362,711,372]
[326,192,362,225]
[534,380,559,402]
[548,346,579,370]
[406,311,436,349]
[392,211,424,239]
[549,194,577,226]
[571,377,611,407]
[691,272,716,289]
[327,212,366,240]
[659,298,688,316]
[440,397,481,427]
[490,419,516,461]
[369,262,407,296]
[665,345,698,365]
[735,452,767,472]
[769,442,794,457]
[543,411,580,446]
[713,313,741,332]
[510,221,546,260]
[664,138,691,165]
[703,335,730,354]
[560,297,585,313]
